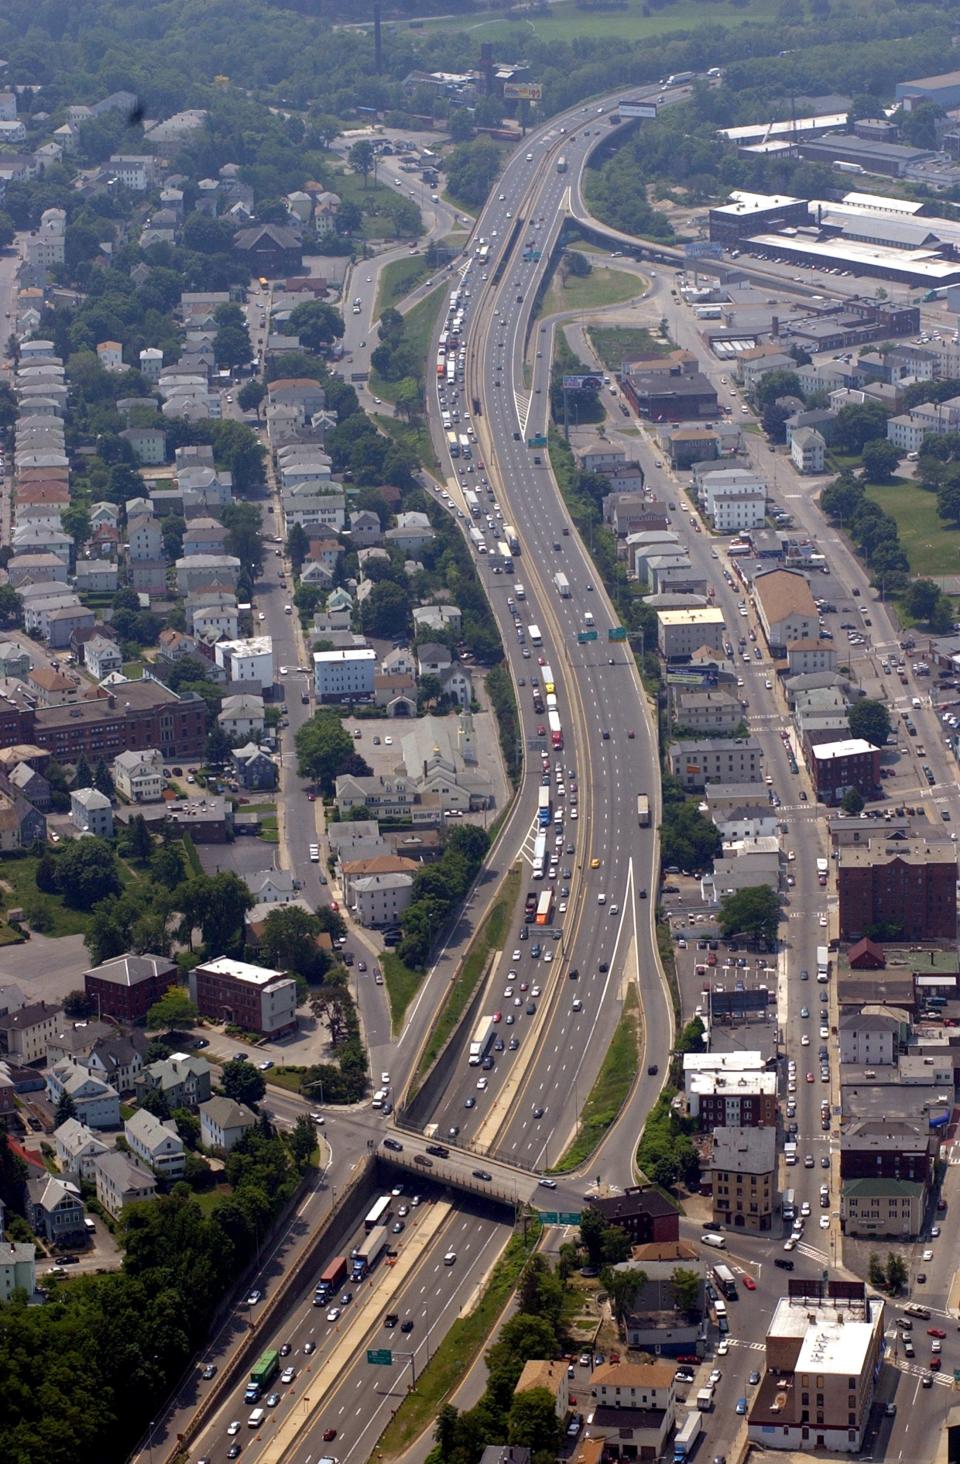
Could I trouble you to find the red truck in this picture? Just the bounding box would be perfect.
[315,1255,348,1302]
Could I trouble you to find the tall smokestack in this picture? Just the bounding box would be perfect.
[480,42,494,97]
[374,0,383,75]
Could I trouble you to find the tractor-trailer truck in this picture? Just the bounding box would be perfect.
[468,1015,496,1065]
[637,794,650,827]
[554,572,571,598]
[352,1225,388,1280]
[673,1409,702,1461]
[315,1254,348,1300]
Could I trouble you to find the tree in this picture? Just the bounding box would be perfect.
[55,839,121,908]
[507,1387,560,1454]
[94,760,115,800]
[0,1130,27,1217]
[150,842,185,891]
[671,1266,703,1318]
[717,884,780,946]
[206,724,233,767]
[937,478,960,526]
[295,711,359,793]
[221,500,263,575]
[146,987,199,1031]
[579,1207,608,1268]
[868,1252,886,1288]
[861,438,901,483]
[72,754,93,791]
[221,1058,266,1107]
[434,1404,459,1457]
[287,300,344,353]
[832,401,889,454]
[349,140,375,187]
[448,108,474,142]
[363,579,412,638]
[138,1086,171,1121]
[176,872,252,955]
[841,786,864,814]
[125,814,153,862]
[237,379,265,415]
[63,989,94,1019]
[0,584,22,628]
[602,1263,647,1320]
[54,1091,77,1127]
[847,698,890,748]
[261,905,326,980]
[660,799,722,874]
[885,1252,907,1293]
[287,1115,316,1170]
[287,521,309,574]
[904,578,942,623]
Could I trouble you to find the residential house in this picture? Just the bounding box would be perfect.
[84,633,123,682]
[0,1242,36,1302]
[790,426,826,473]
[668,737,763,791]
[81,1031,149,1096]
[386,511,435,553]
[514,1359,569,1419]
[120,427,166,466]
[70,787,114,838]
[246,869,297,906]
[199,1096,257,1153]
[8,761,50,811]
[26,1174,86,1244]
[587,1361,677,1461]
[230,742,277,791]
[0,790,45,851]
[53,1117,109,1181]
[124,1109,185,1178]
[126,514,164,562]
[588,1185,680,1244]
[218,694,265,741]
[112,748,164,803]
[94,1150,158,1218]
[314,648,376,702]
[135,1053,212,1111]
[46,1059,120,1129]
[754,569,819,655]
[0,1001,62,1064]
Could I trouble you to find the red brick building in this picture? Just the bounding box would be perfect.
[840,1119,934,1185]
[838,837,957,941]
[31,678,205,763]
[588,1185,680,1245]
[84,953,179,1023]
[188,957,298,1037]
[808,737,880,805]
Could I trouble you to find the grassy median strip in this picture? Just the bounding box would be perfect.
[412,868,521,1090]
[381,950,425,1032]
[376,1213,542,1458]
[549,986,641,1172]
[376,254,436,315]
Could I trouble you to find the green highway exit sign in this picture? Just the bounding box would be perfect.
[367,1348,393,1365]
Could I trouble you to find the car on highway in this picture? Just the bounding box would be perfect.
[538,1177,557,1188]
[245,1290,262,1306]
[326,1307,341,1321]
[227,1421,241,1435]
[281,1366,296,1383]
[742,1275,756,1290]
[464,1096,476,1109]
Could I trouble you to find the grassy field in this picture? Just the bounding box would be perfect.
[0,855,103,936]
[376,1216,541,1458]
[550,987,641,1172]
[412,868,522,1089]
[376,253,436,315]
[540,264,642,320]
[864,477,959,578]
[334,169,417,240]
[381,949,425,1033]
[411,0,778,41]
[375,412,441,479]
[588,325,667,372]
[370,282,447,407]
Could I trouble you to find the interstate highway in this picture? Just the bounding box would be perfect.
[412,94,683,1172]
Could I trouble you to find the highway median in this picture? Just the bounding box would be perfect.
[549,984,641,1172]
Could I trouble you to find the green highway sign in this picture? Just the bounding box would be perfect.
[538,1210,560,1224]
[367,1349,393,1365]
[560,1211,582,1225]
[577,629,598,643]
[608,626,627,641]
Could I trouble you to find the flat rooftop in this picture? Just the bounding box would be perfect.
[748,230,960,283]
[197,957,287,987]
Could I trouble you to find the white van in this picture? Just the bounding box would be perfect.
[701,1232,726,1249]
[911,696,922,709]
[248,1408,266,1428]
[583,611,594,626]
[371,1089,386,1109]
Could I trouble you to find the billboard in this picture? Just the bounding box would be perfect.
[710,989,770,1015]
[619,102,658,119]
[684,241,725,259]
[562,374,602,392]
[505,82,543,101]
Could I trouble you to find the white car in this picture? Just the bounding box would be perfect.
[476,1077,488,1090]
[801,1034,810,1046]
[228,1422,242,1436]
[922,1248,934,1261]
[717,1339,729,1355]
[818,915,828,927]
[279,665,289,675]
[819,1215,830,1229]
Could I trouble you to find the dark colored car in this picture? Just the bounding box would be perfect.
[383,1137,403,1152]
[472,1169,492,1182]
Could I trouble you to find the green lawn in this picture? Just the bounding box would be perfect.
[412,0,779,42]
[588,325,667,372]
[381,950,425,1033]
[376,1216,541,1458]
[370,282,447,408]
[412,868,522,1090]
[0,855,93,936]
[334,169,417,239]
[550,987,641,1172]
[541,264,643,320]
[376,254,436,315]
[864,477,960,578]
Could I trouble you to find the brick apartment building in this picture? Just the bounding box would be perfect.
[188,956,298,1037]
[839,1119,935,1185]
[838,837,956,941]
[588,1185,680,1244]
[809,738,880,805]
[30,680,206,763]
[84,953,179,1023]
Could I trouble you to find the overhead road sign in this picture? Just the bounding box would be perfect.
[563,374,602,392]
[367,1348,393,1365]
[608,626,627,641]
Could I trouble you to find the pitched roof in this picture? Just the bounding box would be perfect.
[200,1095,256,1130]
[754,568,818,625]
